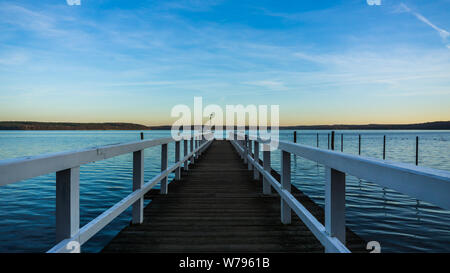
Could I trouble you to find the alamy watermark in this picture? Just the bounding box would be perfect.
[66,240,81,253]
[366,0,381,6]
[66,0,81,6]
[366,241,381,253]
[170,97,280,150]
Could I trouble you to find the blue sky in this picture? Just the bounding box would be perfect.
[0,0,449,125]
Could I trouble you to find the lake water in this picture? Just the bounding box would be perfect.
[0,130,449,253]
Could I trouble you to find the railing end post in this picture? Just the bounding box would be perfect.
[325,167,346,248]
[56,167,80,244]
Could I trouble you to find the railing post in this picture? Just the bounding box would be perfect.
[243,135,248,164]
[56,167,80,250]
[248,139,253,170]
[160,143,168,194]
[281,150,291,224]
[331,131,335,150]
[190,138,195,164]
[239,139,244,159]
[132,150,144,224]
[416,136,419,165]
[184,139,188,171]
[328,133,330,149]
[325,167,346,252]
[201,135,205,153]
[358,134,361,155]
[175,141,181,180]
[199,136,202,155]
[195,137,199,159]
[263,144,272,195]
[253,140,260,180]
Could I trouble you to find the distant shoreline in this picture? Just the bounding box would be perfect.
[0,121,449,130]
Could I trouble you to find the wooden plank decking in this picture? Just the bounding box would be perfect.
[102,140,367,253]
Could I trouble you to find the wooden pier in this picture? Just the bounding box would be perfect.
[103,141,366,253]
[0,132,449,253]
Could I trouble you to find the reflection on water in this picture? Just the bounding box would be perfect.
[0,130,449,252]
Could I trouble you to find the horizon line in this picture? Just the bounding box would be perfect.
[1,120,449,128]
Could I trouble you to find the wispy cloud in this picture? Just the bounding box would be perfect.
[157,0,223,12]
[243,80,287,91]
[374,89,450,97]
[0,3,68,37]
[398,3,450,48]
[0,52,28,65]
[292,48,450,92]
[259,6,337,23]
[105,81,175,87]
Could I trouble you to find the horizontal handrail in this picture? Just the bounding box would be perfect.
[0,134,203,186]
[229,132,450,253]
[278,141,450,210]
[232,133,450,210]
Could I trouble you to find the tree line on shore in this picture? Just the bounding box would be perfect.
[0,121,449,130]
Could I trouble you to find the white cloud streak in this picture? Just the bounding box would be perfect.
[292,48,450,96]
[157,0,223,12]
[242,80,287,91]
[0,52,28,65]
[399,3,450,48]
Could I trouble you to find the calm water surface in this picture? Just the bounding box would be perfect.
[0,130,449,252]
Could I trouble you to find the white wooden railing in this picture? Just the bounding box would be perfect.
[0,133,213,253]
[229,133,450,253]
